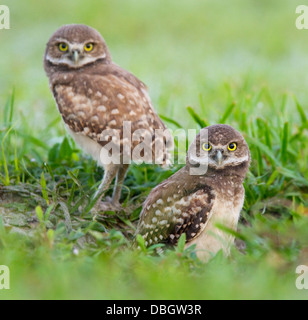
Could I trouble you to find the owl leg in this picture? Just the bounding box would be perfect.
[111,164,129,206]
[91,164,119,213]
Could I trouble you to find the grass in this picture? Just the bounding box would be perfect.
[0,0,308,299]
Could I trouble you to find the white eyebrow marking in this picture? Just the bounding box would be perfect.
[54,38,70,43]
[221,155,249,166]
[189,154,249,167]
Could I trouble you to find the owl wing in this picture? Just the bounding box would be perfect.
[135,180,215,247]
[52,70,167,146]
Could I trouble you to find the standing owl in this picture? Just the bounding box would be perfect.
[44,24,171,212]
[135,124,250,261]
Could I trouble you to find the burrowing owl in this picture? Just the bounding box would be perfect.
[135,124,250,261]
[44,24,171,212]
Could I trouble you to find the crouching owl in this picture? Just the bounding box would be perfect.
[135,124,250,261]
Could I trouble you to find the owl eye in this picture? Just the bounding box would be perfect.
[228,142,237,151]
[58,43,68,52]
[84,43,94,52]
[202,142,211,151]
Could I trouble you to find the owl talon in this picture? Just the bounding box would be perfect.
[98,201,123,213]
[89,201,123,215]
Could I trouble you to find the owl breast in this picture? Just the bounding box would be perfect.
[186,186,244,261]
[65,125,102,163]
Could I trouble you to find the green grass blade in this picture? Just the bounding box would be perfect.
[219,102,236,124]
[294,97,308,128]
[199,93,206,115]
[266,170,280,187]
[280,122,289,166]
[186,106,208,128]
[40,171,49,206]
[15,130,49,150]
[246,136,278,165]
[278,167,308,187]
[68,170,82,187]
[159,114,183,128]
[264,121,272,149]
[3,89,15,125]
[136,234,146,252]
[176,233,186,253]
[35,206,44,224]
[0,125,15,186]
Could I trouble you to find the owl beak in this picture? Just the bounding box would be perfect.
[216,150,223,166]
[72,50,80,64]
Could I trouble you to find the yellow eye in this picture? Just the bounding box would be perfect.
[58,43,68,52]
[202,143,211,151]
[228,142,237,151]
[84,43,94,52]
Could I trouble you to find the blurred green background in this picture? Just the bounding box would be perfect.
[0,0,308,300]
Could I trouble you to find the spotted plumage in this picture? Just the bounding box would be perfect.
[135,124,250,260]
[44,24,172,212]
[49,68,165,151]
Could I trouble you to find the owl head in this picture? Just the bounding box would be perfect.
[44,24,111,69]
[187,124,250,175]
